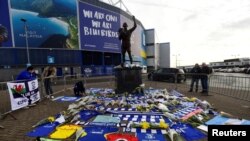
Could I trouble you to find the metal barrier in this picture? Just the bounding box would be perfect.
[0,81,12,119]
[41,75,65,98]
[146,73,250,102]
[209,74,250,101]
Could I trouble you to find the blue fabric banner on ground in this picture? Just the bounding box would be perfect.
[78,110,100,122]
[206,115,250,125]
[53,96,81,102]
[27,122,60,137]
[137,133,166,141]
[171,123,206,141]
[78,126,119,141]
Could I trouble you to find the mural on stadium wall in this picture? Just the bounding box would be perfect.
[78,1,121,53]
[10,0,79,49]
[0,0,13,47]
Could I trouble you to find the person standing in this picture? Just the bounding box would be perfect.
[16,66,37,106]
[200,63,210,94]
[0,24,8,47]
[188,63,201,92]
[118,16,137,67]
[42,66,57,98]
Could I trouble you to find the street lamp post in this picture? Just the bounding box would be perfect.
[173,54,180,68]
[21,18,30,67]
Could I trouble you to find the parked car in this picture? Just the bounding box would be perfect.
[148,68,185,83]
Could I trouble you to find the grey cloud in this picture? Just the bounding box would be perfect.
[224,17,250,29]
[207,30,232,42]
[208,17,250,41]
[183,14,198,21]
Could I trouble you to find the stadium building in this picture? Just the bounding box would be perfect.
[0,0,169,81]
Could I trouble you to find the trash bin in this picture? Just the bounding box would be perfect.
[114,67,142,94]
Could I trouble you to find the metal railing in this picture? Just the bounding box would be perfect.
[209,74,250,101]
[146,73,250,102]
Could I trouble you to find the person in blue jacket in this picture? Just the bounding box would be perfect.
[16,66,37,80]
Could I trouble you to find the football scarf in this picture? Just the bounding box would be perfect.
[114,114,164,122]
[173,107,202,120]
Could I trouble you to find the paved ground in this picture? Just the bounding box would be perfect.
[0,79,249,141]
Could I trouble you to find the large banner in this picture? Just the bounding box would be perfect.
[9,0,78,49]
[7,79,40,111]
[0,0,13,47]
[78,1,121,53]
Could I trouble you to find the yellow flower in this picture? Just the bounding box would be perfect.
[140,121,150,129]
[190,97,197,102]
[80,131,87,137]
[48,116,55,122]
[159,121,169,129]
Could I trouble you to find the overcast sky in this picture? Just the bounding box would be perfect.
[104,0,250,67]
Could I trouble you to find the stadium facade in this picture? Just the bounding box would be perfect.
[0,0,169,81]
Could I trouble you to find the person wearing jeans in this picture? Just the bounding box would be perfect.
[42,66,56,98]
[200,63,210,94]
[188,63,201,92]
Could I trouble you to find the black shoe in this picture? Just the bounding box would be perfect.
[195,89,198,92]
[188,90,193,92]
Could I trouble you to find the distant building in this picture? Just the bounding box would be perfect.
[145,29,170,72]
[210,58,250,68]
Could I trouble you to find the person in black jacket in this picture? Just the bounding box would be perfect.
[188,63,201,92]
[200,63,210,93]
[118,16,137,66]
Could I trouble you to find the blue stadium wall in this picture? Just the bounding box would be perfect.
[0,0,146,80]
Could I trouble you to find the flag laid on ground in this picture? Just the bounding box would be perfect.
[27,122,60,137]
[49,124,81,139]
[53,96,81,102]
[171,123,206,141]
[206,115,250,125]
[78,126,119,141]
[137,133,166,141]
